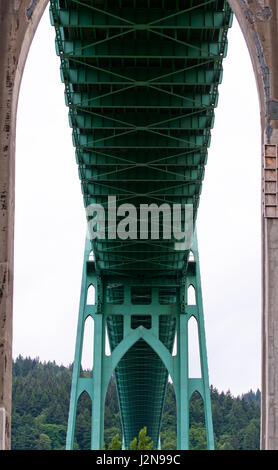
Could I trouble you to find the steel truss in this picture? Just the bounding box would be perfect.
[50,0,232,450]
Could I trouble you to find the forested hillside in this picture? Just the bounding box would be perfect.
[11,356,260,450]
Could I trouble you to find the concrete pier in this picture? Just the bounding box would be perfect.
[228,0,278,450]
[0,0,48,449]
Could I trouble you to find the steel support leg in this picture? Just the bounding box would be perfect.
[175,233,214,450]
[176,313,190,450]
[66,234,214,450]
[66,238,105,450]
[192,234,214,449]
[66,239,91,450]
[91,313,105,450]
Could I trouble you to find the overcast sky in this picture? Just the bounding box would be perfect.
[13,9,261,397]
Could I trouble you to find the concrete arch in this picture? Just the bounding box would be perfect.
[0,0,49,449]
[228,0,278,450]
[1,0,278,451]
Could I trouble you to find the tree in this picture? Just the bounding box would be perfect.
[129,427,154,450]
[138,427,154,450]
[11,356,261,451]
[129,437,138,450]
[216,434,236,450]
[242,419,260,450]
[108,433,122,450]
[36,433,51,450]
[189,425,206,450]
[161,432,176,451]
[104,426,122,448]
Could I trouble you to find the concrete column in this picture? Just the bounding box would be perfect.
[228,0,278,450]
[0,0,48,449]
[0,0,278,452]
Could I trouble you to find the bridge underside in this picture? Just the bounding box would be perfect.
[49,0,232,449]
[50,0,232,276]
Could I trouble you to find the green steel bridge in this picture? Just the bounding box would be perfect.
[49,0,233,450]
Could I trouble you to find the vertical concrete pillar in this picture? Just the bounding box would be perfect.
[1,0,278,452]
[229,0,278,449]
[0,0,48,449]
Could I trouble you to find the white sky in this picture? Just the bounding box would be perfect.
[13,9,261,397]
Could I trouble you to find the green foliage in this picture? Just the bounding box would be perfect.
[104,426,122,448]
[36,433,51,450]
[242,418,260,450]
[128,427,153,450]
[138,427,154,450]
[189,425,207,450]
[108,433,122,450]
[12,356,70,450]
[11,356,261,450]
[159,383,261,450]
[129,437,138,450]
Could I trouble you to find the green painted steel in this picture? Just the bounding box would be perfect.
[49,0,232,450]
[65,232,214,449]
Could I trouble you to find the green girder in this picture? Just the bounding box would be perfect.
[50,0,232,450]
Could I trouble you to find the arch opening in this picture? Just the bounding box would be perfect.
[11,1,260,454]
[160,382,177,450]
[188,316,202,378]
[172,330,177,357]
[80,315,94,377]
[114,338,172,449]
[103,376,122,449]
[187,285,196,306]
[189,391,206,450]
[74,391,92,450]
[86,285,95,305]
[105,325,111,357]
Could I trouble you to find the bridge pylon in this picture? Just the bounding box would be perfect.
[66,233,214,450]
